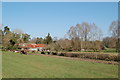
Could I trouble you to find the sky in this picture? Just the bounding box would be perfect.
[1,0,119,2]
[2,2,118,39]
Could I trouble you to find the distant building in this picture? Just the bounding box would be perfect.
[18,43,46,51]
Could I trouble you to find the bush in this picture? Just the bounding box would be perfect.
[108,54,119,61]
[79,53,85,58]
[58,52,119,61]
[51,52,57,55]
[71,53,80,57]
[65,53,72,57]
[97,54,108,60]
[41,51,45,54]
[58,53,65,56]
[82,53,97,59]
[47,52,50,55]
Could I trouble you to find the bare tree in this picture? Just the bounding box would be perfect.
[67,22,102,51]
[67,26,77,39]
[109,21,118,38]
[109,21,119,52]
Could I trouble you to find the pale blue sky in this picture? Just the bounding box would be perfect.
[2,2,118,39]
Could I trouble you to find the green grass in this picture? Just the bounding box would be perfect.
[2,51,118,78]
[58,48,118,53]
[102,48,117,53]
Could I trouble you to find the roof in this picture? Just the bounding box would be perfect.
[18,43,46,48]
[27,44,46,48]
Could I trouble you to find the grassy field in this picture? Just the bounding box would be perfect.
[2,51,118,78]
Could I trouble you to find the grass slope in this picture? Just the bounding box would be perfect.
[2,51,118,78]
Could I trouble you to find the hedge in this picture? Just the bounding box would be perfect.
[57,52,119,61]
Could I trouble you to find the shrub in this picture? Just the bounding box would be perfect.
[65,53,72,57]
[59,53,66,56]
[71,53,80,58]
[97,54,109,60]
[51,52,57,55]
[41,51,45,54]
[79,53,85,58]
[108,54,119,61]
[82,53,97,59]
[47,52,50,55]
[58,52,119,61]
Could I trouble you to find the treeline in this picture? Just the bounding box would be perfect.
[47,21,119,52]
[0,21,119,52]
[0,26,31,50]
[30,33,52,44]
[0,26,52,50]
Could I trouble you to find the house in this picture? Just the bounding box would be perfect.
[28,44,46,51]
[18,43,46,51]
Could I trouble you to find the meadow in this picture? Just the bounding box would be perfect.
[2,51,118,78]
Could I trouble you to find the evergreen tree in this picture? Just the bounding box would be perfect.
[35,37,44,44]
[22,33,30,43]
[44,33,52,44]
[4,26,10,35]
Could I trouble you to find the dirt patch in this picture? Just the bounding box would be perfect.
[29,53,119,65]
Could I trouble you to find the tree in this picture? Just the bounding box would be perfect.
[4,26,10,35]
[2,26,31,50]
[22,33,30,43]
[71,37,81,51]
[53,37,58,43]
[80,22,91,50]
[29,38,37,43]
[2,26,11,49]
[67,26,77,39]
[109,21,119,52]
[102,37,116,48]
[0,30,3,48]
[2,32,12,49]
[47,41,61,51]
[44,33,52,44]
[67,22,102,51]
[35,37,44,44]
[109,21,118,38]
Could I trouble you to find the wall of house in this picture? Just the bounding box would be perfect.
[29,48,38,51]
[29,47,45,51]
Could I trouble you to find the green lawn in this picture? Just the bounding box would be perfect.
[2,51,118,78]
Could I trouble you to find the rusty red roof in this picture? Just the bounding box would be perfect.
[19,43,46,48]
[27,44,46,48]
